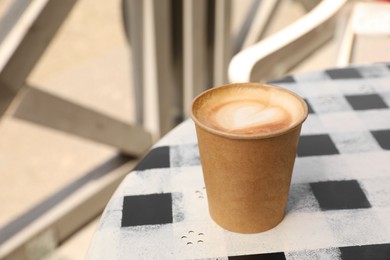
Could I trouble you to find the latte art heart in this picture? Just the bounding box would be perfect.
[193,84,306,136]
[214,101,288,133]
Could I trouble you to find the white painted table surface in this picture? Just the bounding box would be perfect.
[87,63,390,259]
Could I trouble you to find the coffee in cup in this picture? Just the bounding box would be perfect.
[191,83,307,233]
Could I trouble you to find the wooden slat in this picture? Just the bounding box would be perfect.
[11,86,152,157]
[0,155,137,260]
[0,0,77,115]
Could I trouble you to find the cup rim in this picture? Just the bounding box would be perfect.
[190,82,309,140]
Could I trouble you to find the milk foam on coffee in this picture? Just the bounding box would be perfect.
[194,84,305,135]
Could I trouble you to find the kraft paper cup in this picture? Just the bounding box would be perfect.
[191,83,308,233]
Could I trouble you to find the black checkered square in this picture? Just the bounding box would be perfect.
[346,94,388,110]
[340,243,390,260]
[229,252,286,260]
[326,68,362,79]
[269,75,296,84]
[304,99,315,114]
[371,129,390,150]
[297,135,339,157]
[122,193,173,227]
[310,180,371,211]
[135,146,170,171]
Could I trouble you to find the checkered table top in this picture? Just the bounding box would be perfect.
[87,63,390,259]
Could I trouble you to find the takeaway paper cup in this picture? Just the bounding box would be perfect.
[191,83,308,233]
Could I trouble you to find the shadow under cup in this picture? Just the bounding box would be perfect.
[191,83,308,233]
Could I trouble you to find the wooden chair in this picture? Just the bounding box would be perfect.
[0,1,151,259]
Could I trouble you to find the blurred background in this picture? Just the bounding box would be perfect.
[0,0,388,259]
